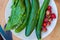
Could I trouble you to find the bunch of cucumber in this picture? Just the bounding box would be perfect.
[5,0,50,40]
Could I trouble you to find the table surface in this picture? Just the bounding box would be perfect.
[0,0,60,40]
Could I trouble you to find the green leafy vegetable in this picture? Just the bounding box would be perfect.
[6,0,25,30]
[15,0,31,33]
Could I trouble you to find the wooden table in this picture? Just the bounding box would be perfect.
[0,0,60,40]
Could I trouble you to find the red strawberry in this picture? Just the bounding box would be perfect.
[47,21,51,26]
[47,6,52,10]
[51,13,56,19]
[44,18,48,23]
[43,22,47,27]
[42,27,47,32]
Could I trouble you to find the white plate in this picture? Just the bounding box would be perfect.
[5,0,58,40]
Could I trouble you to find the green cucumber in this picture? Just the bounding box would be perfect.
[25,0,39,36]
[36,0,50,40]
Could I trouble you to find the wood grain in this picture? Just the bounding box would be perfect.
[0,0,60,40]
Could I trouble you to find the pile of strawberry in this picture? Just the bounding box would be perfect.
[42,6,56,32]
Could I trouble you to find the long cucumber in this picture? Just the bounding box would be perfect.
[15,0,31,33]
[25,0,39,36]
[36,0,50,40]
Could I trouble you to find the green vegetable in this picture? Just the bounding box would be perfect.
[25,0,39,36]
[36,0,50,40]
[15,0,31,33]
[12,0,19,7]
[5,0,25,30]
